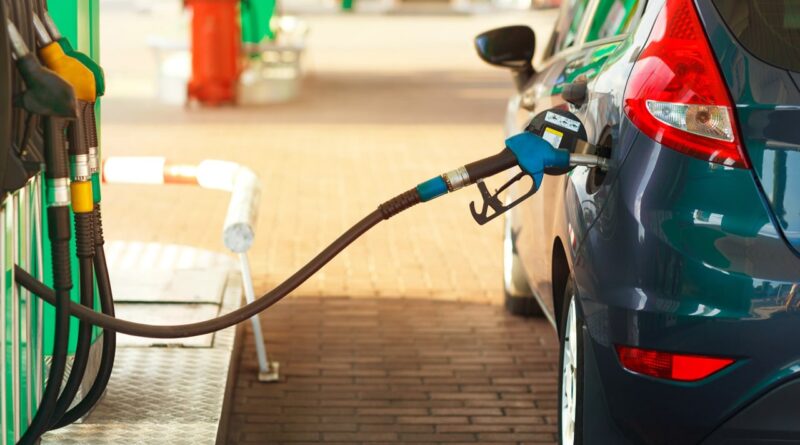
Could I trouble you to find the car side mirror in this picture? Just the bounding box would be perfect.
[475,26,536,92]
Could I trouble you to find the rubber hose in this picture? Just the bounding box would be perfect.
[15,189,421,338]
[49,212,94,428]
[17,207,72,445]
[48,256,92,428]
[52,207,116,429]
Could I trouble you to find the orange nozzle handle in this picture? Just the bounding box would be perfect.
[38,43,96,102]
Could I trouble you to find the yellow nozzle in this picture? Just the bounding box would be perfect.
[38,43,96,102]
[70,181,94,214]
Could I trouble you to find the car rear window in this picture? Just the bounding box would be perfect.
[712,0,800,73]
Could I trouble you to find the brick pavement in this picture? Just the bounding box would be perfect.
[228,297,559,445]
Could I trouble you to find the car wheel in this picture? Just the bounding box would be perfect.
[503,215,544,317]
[559,279,583,445]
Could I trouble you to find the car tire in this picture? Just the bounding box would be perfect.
[503,215,544,317]
[558,278,584,445]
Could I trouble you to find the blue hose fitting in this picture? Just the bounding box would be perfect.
[416,176,449,202]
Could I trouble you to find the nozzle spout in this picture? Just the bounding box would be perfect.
[569,153,611,170]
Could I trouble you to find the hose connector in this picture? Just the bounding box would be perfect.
[71,154,91,182]
[442,166,471,192]
[48,178,71,208]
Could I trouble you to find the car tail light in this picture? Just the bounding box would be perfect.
[623,0,748,168]
[616,345,735,382]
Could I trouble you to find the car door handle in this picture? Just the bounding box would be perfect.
[561,78,588,108]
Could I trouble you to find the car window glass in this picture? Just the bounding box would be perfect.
[586,0,641,43]
[552,0,592,53]
[713,0,800,73]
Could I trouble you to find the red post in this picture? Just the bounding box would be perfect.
[186,0,241,105]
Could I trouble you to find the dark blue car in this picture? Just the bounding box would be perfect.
[476,0,800,443]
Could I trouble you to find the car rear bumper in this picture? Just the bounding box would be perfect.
[579,299,800,445]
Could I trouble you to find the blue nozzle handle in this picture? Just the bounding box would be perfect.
[504,132,570,189]
[414,132,572,205]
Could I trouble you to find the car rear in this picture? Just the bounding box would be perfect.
[573,0,800,443]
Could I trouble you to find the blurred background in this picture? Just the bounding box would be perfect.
[100,0,558,303]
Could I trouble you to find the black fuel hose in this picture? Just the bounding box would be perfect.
[49,212,94,428]
[15,144,541,340]
[52,207,116,429]
[15,190,419,338]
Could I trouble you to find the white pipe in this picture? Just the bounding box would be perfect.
[103,157,166,185]
[102,156,270,378]
[240,253,270,374]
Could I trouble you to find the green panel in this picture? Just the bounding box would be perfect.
[43,0,102,353]
[241,0,276,44]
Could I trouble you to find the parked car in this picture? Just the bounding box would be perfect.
[476,0,800,443]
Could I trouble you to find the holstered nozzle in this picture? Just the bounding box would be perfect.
[13,55,77,118]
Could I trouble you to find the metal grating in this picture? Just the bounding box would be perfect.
[42,252,241,445]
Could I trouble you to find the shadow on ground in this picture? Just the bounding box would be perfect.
[227,297,559,445]
[102,70,514,126]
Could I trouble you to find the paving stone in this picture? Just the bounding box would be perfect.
[227,298,557,444]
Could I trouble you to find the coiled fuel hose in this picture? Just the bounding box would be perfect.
[17,132,609,339]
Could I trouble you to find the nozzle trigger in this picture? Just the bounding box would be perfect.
[469,172,537,226]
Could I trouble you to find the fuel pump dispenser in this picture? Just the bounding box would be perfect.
[3,10,77,445]
[3,2,114,442]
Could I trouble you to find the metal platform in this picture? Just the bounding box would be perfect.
[42,242,242,445]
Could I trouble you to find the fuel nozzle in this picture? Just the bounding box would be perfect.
[411,109,609,225]
[5,19,77,118]
[31,12,97,212]
[42,11,105,98]
[39,10,105,201]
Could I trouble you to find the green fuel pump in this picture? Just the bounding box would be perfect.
[4,14,77,445]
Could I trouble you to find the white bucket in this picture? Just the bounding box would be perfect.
[149,37,190,105]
